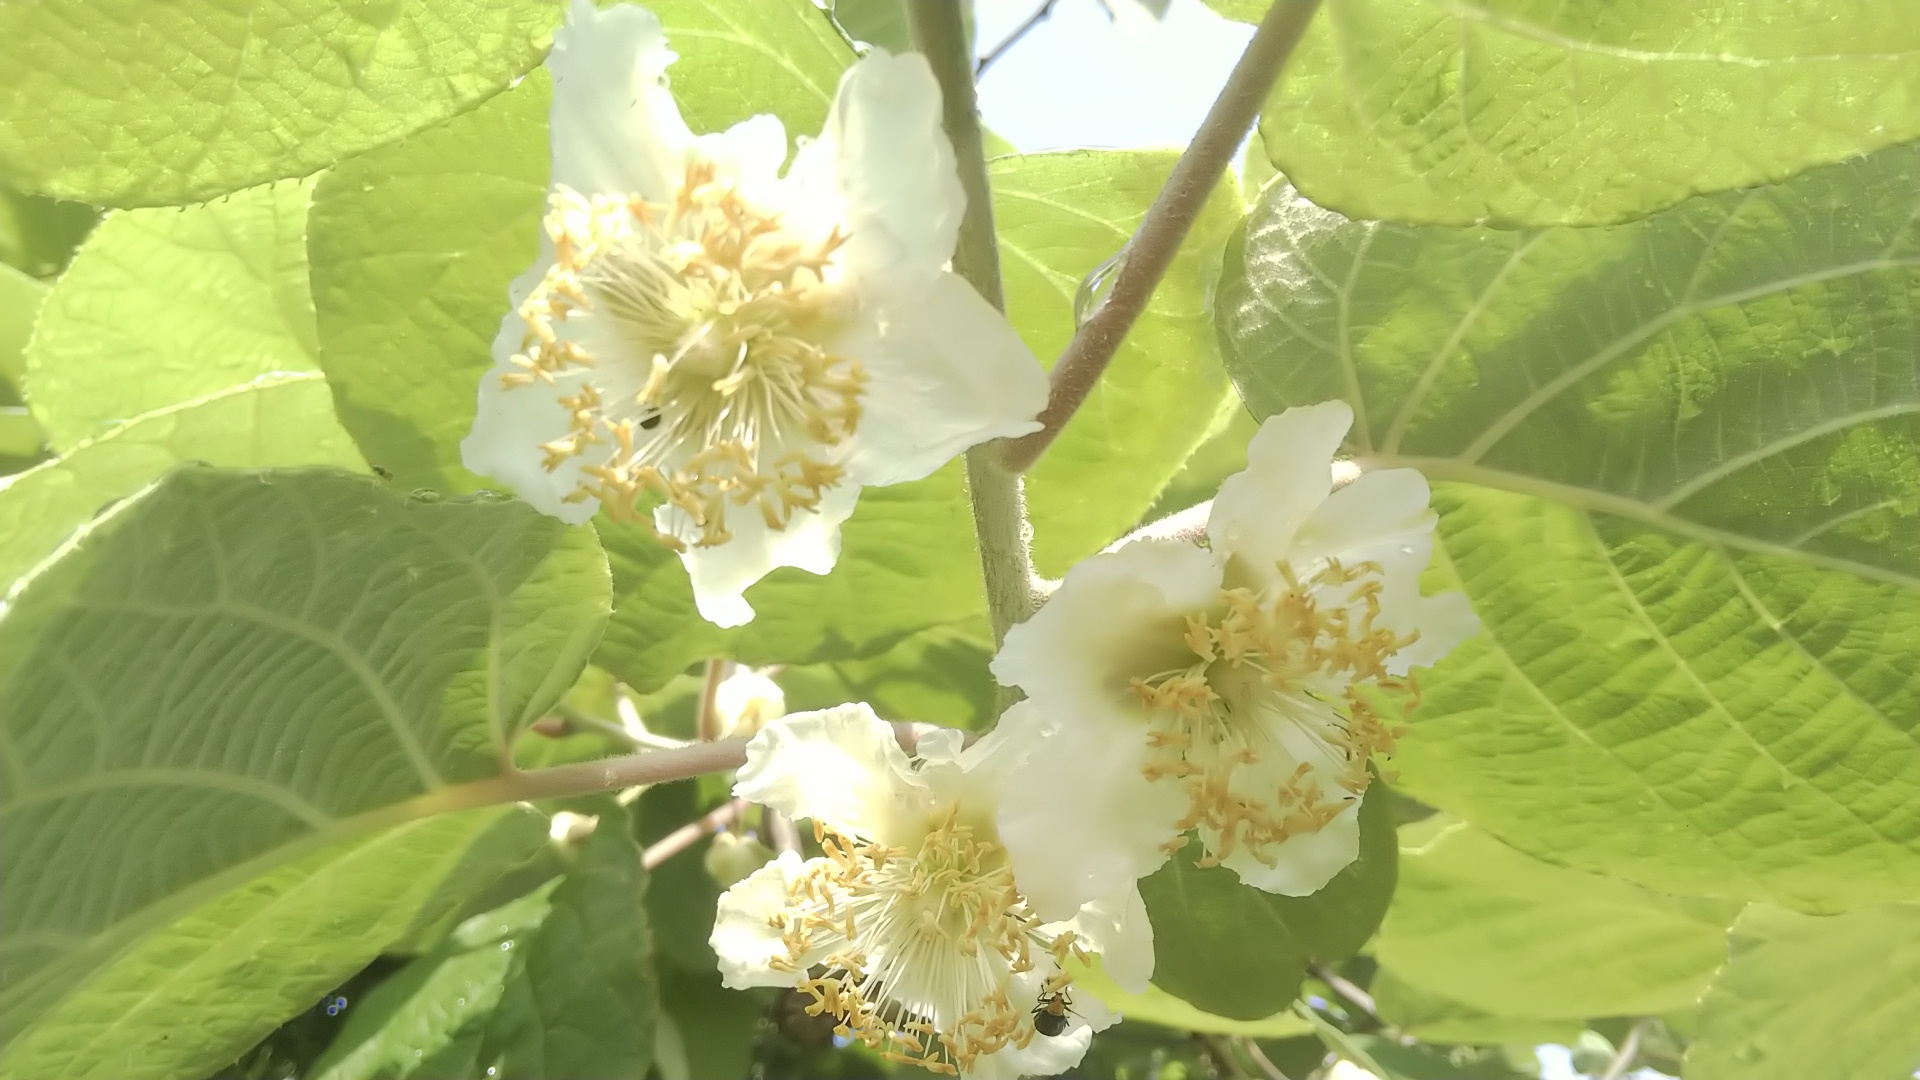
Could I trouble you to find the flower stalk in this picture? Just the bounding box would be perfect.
[907,0,1043,647]
[998,0,1324,474]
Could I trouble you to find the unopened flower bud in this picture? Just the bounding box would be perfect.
[713,668,786,739]
[703,831,774,888]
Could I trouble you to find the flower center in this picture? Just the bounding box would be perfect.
[500,164,866,548]
[765,811,1081,1075]
[1130,559,1420,866]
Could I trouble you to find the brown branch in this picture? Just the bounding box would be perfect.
[998,0,1323,474]
[976,0,1062,76]
[695,656,733,742]
[642,797,747,869]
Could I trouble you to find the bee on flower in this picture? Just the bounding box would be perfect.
[710,704,1154,1078]
[463,0,1049,628]
[989,401,1479,920]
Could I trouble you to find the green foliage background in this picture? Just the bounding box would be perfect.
[1,0,1915,1078]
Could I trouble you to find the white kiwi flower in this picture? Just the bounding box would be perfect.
[990,401,1479,921]
[710,704,1154,1078]
[462,0,1048,627]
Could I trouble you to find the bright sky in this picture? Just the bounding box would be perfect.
[973,0,1254,152]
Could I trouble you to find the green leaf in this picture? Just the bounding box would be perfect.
[831,0,913,51]
[24,179,320,451]
[1373,821,1739,1020]
[0,807,548,1080]
[0,0,563,207]
[1072,960,1314,1038]
[1218,145,1920,909]
[0,374,366,595]
[1685,903,1920,1080]
[1260,0,1920,227]
[647,0,853,135]
[999,151,1242,575]
[778,622,997,731]
[0,468,610,1076]
[481,820,656,1078]
[1139,778,1396,1019]
[0,263,45,389]
[654,967,762,1080]
[1368,968,1583,1046]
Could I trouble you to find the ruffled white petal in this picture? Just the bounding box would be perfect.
[711,850,812,989]
[733,703,927,846]
[1383,588,1480,675]
[838,272,1048,488]
[1064,887,1155,994]
[1215,798,1362,896]
[659,481,861,628]
[1208,401,1352,583]
[995,705,1185,922]
[548,0,694,200]
[461,363,604,525]
[788,50,963,300]
[992,538,1221,721]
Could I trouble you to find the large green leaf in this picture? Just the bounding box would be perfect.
[1138,778,1396,1019]
[0,468,609,1076]
[1685,903,1920,1080]
[1218,145,1920,909]
[1259,0,1920,227]
[0,374,366,595]
[0,807,548,1080]
[1002,152,1240,576]
[0,264,46,462]
[1373,821,1739,1020]
[0,0,563,206]
[25,179,320,451]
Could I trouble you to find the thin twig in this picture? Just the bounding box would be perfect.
[998,0,1323,474]
[1240,1036,1294,1080]
[1597,1018,1651,1080]
[642,797,747,869]
[695,657,733,742]
[768,809,801,854]
[908,0,1042,650]
[1309,963,1381,1026]
[975,0,1062,76]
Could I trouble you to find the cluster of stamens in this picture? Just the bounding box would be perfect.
[502,164,867,548]
[763,811,1082,1074]
[1130,559,1420,866]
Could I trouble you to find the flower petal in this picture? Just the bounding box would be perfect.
[1064,887,1156,994]
[1214,797,1362,896]
[711,850,812,990]
[994,703,1186,922]
[461,361,605,525]
[734,702,927,845]
[548,0,693,200]
[992,538,1220,720]
[838,272,1048,488]
[1291,468,1479,674]
[1208,401,1352,579]
[789,50,963,298]
[657,480,861,628]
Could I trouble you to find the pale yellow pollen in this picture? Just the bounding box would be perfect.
[502,162,866,550]
[1131,559,1422,868]
[767,808,1084,1074]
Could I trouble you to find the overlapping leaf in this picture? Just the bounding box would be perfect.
[0,0,563,206]
[1374,821,1739,1020]
[0,468,610,1077]
[1686,903,1920,1080]
[25,179,321,450]
[1218,143,1920,908]
[1256,0,1920,226]
[312,818,656,1080]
